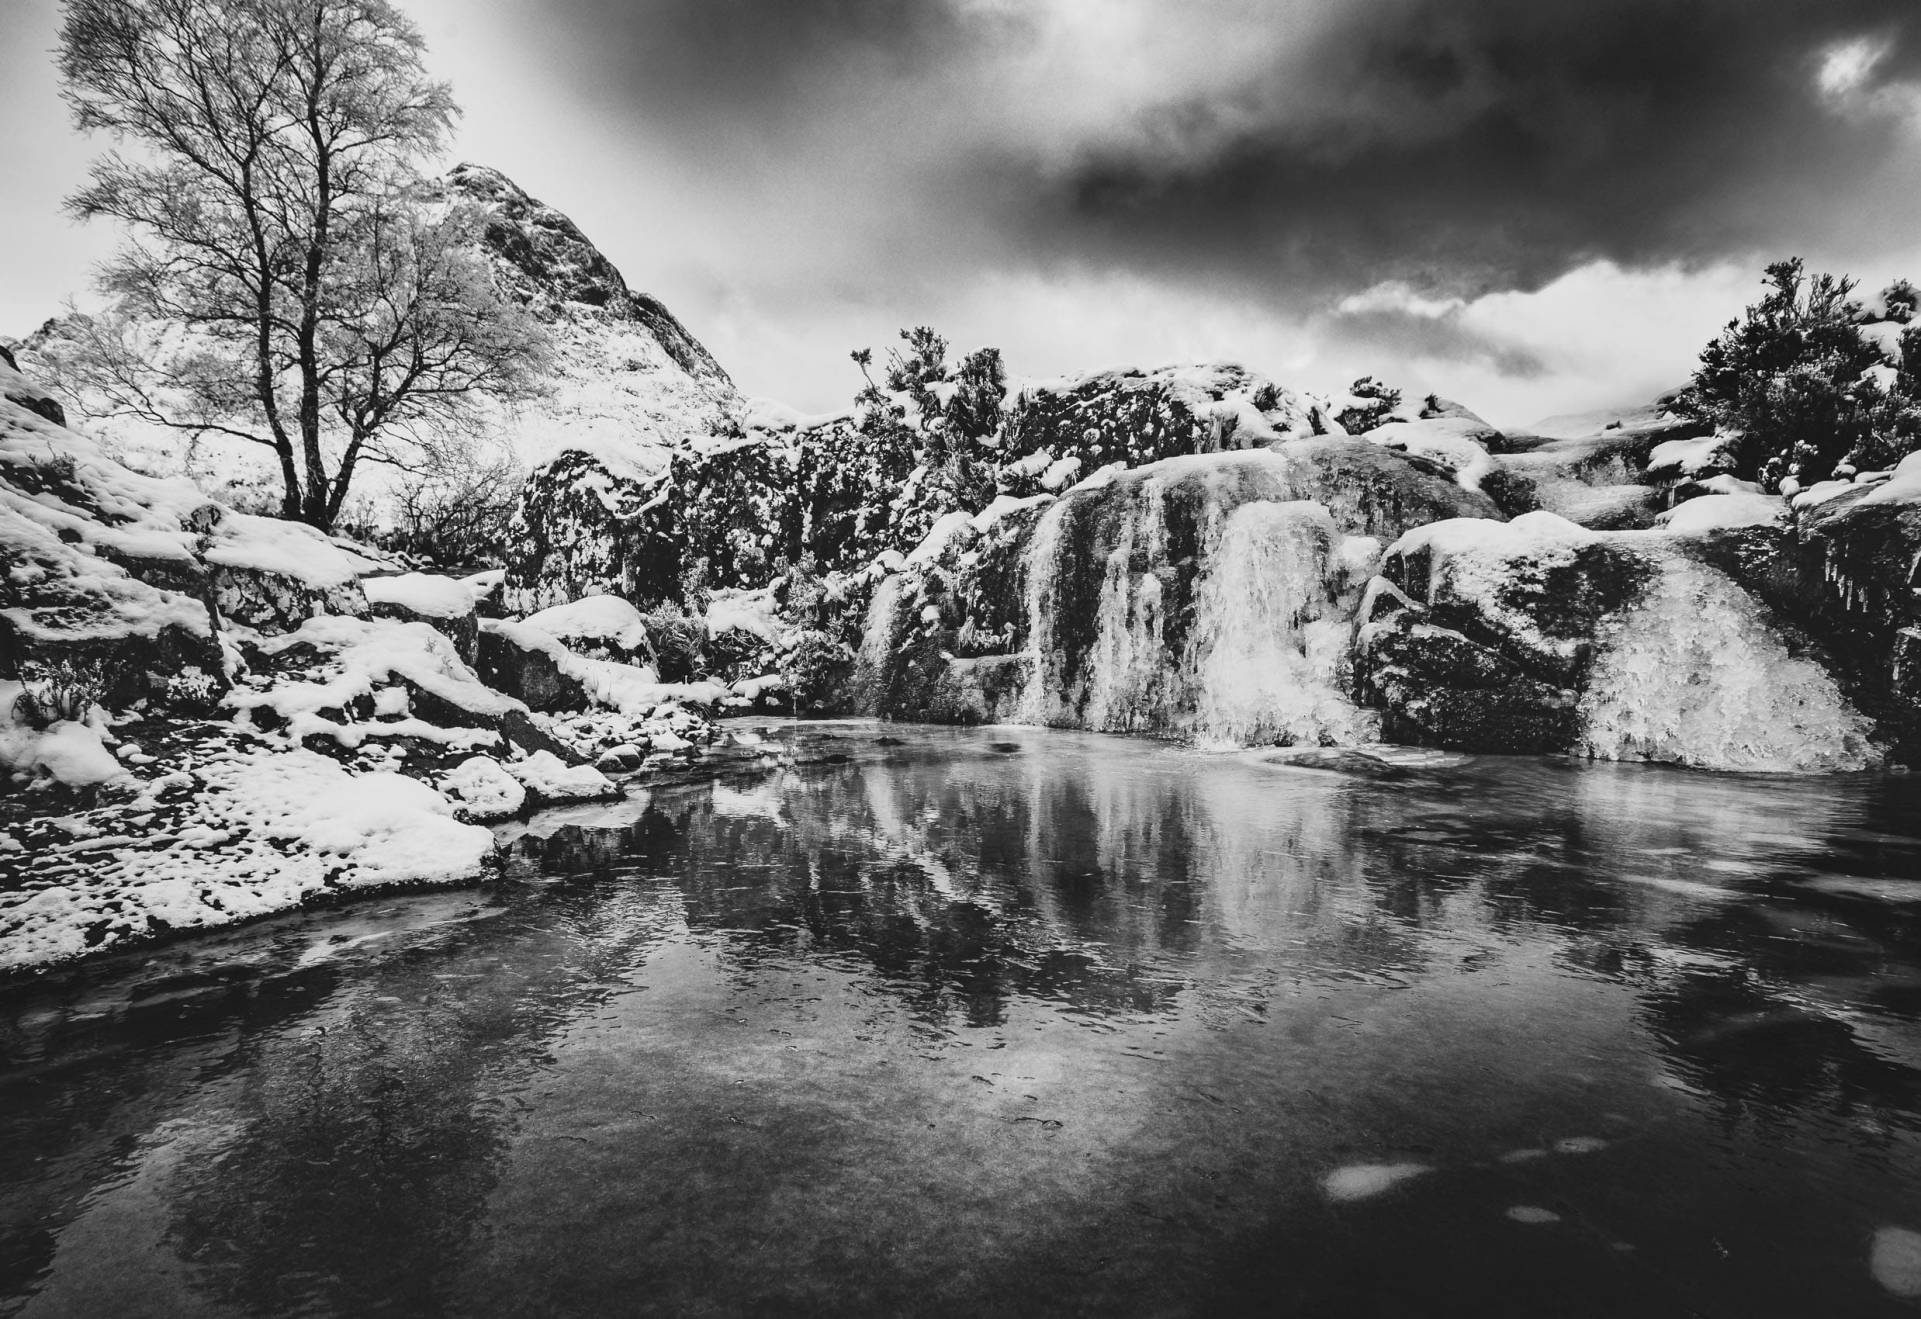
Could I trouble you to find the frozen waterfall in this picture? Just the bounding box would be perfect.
[1579,557,1880,772]
[1018,452,1386,744]
[1189,502,1382,747]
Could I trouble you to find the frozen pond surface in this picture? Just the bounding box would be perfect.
[4,722,1921,1317]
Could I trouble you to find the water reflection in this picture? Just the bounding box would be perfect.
[3,725,1921,1317]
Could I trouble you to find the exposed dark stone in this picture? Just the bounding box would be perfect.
[1357,528,1660,753]
[475,625,589,714]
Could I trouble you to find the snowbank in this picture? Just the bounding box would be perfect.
[363,572,477,620]
[0,683,125,789]
[0,746,494,971]
[1657,493,1784,535]
[525,593,652,652]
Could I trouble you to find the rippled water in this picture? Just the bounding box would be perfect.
[5,723,1921,1317]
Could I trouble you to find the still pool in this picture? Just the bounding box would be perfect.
[4,723,1921,1317]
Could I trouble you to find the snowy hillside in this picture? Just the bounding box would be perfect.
[433,164,739,474]
[9,163,739,494]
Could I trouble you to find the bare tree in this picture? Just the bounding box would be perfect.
[54,0,549,528]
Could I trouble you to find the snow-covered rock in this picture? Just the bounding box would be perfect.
[1354,512,1878,770]
[522,592,653,662]
[363,571,480,662]
[201,510,373,631]
[439,754,528,821]
[507,749,618,804]
[856,438,1498,734]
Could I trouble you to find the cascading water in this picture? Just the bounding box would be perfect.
[1188,501,1383,747]
[1078,476,1175,732]
[1579,557,1880,772]
[1018,448,1412,745]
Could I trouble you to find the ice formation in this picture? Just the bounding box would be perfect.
[1188,501,1381,747]
[1579,557,1880,772]
[1018,445,1475,743]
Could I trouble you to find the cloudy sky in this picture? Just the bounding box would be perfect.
[5,0,1921,425]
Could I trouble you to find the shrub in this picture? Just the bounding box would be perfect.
[1335,377,1402,434]
[13,656,110,727]
[1674,258,1916,489]
[644,602,707,683]
[782,630,855,710]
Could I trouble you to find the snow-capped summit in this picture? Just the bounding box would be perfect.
[432,163,740,474]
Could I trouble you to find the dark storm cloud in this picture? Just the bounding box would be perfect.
[536,0,984,124]
[524,0,1921,379]
[1031,0,1921,304]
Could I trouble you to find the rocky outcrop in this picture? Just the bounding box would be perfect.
[504,362,1336,614]
[1783,467,1921,758]
[363,572,482,664]
[1353,512,1880,771]
[856,440,1501,736]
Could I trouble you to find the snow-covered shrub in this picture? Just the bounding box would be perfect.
[644,602,707,682]
[12,657,110,728]
[780,629,855,710]
[1674,259,1921,489]
[1335,377,1402,434]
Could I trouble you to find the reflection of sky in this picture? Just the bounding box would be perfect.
[5,727,1921,1316]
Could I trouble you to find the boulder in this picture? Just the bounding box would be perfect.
[476,619,590,713]
[363,572,481,664]
[1354,511,1879,770]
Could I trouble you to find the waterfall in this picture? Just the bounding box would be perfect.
[1017,454,1387,745]
[1017,497,1073,727]
[1579,557,1879,772]
[1078,476,1175,732]
[1189,501,1382,748]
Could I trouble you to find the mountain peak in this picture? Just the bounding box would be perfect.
[438,163,732,391]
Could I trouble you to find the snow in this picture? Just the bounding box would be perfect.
[1792,478,1861,511]
[1039,456,1082,491]
[362,572,475,620]
[740,397,855,433]
[201,512,366,590]
[524,593,651,651]
[461,568,506,600]
[507,749,618,802]
[441,754,528,820]
[1656,492,1784,535]
[1862,450,1921,506]
[907,510,977,565]
[1362,417,1497,490]
[0,746,494,971]
[971,493,1052,534]
[1646,435,1731,481]
[0,684,126,788]
[706,587,782,643]
[1861,319,1908,360]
